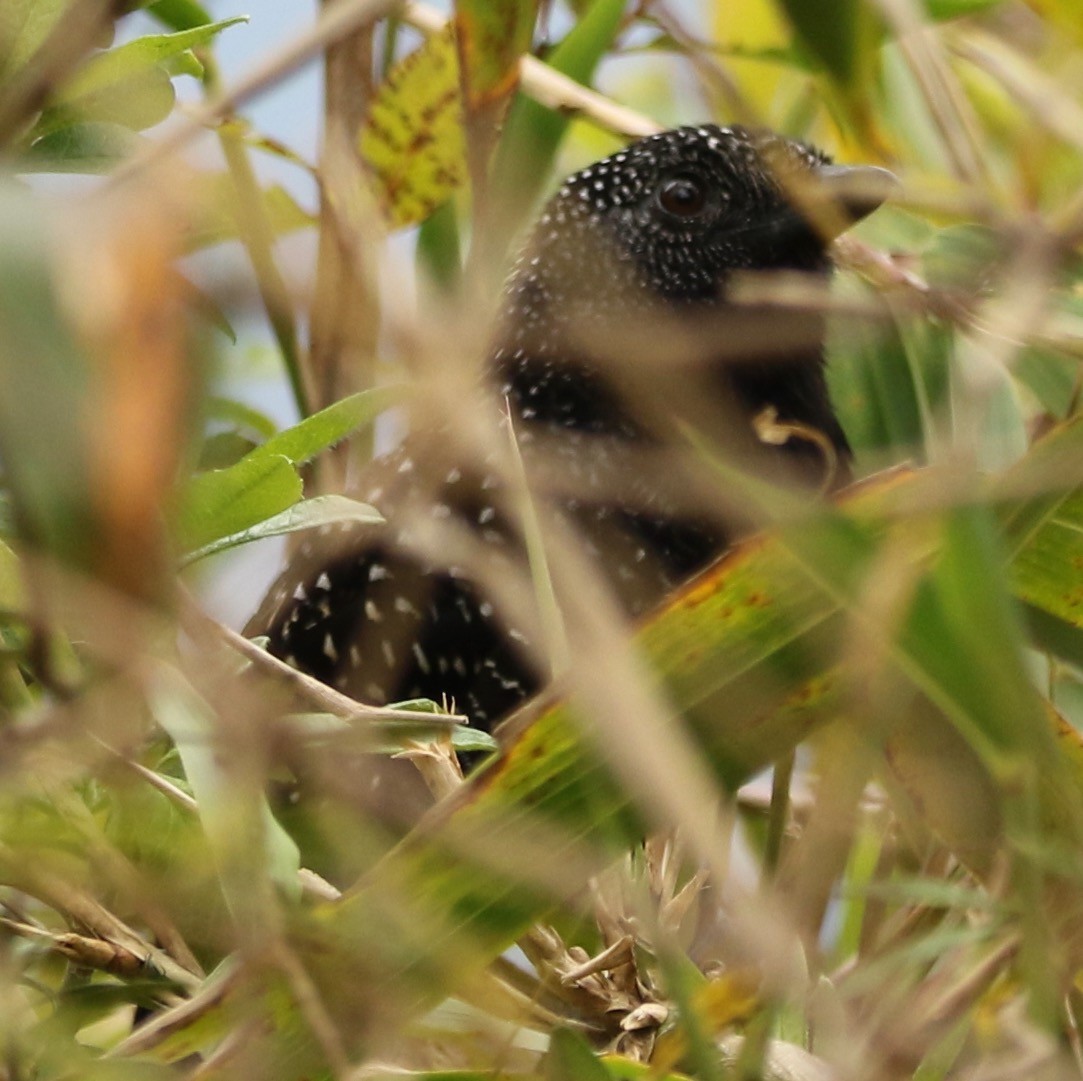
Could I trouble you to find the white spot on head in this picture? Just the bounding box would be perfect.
[412,642,431,674]
[316,572,331,590]
[365,599,382,622]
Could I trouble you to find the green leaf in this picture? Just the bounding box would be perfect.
[21,120,142,172]
[775,0,859,86]
[24,18,246,141]
[454,0,536,108]
[996,419,1083,670]
[827,284,950,466]
[490,0,627,231]
[547,1028,612,1081]
[174,454,302,553]
[181,495,384,565]
[150,666,301,902]
[144,0,214,32]
[360,28,467,228]
[175,389,397,553]
[452,726,500,754]
[61,19,247,102]
[36,64,177,136]
[416,198,463,290]
[206,397,278,442]
[0,0,71,77]
[252,386,401,467]
[924,0,1003,17]
[185,176,315,251]
[0,187,97,568]
[0,539,24,614]
[901,507,1053,771]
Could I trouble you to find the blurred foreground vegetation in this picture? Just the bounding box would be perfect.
[1,0,1083,1079]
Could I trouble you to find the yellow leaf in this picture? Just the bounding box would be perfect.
[359,28,467,229]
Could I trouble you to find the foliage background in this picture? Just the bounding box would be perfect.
[0,0,1082,1079]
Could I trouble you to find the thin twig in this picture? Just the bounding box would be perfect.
[178,589,465,726]
[402,1,659,138]
[208,54,310,418]
[309,0,380,473]
[0,844,202,990]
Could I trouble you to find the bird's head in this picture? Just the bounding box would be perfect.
[495,124,894,456]
[515,124,896,309]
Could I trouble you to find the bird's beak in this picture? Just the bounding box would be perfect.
[811,163,899,235]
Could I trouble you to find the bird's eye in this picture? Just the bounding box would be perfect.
[657,176,708,218]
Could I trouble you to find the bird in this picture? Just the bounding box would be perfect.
[247,124,894,755]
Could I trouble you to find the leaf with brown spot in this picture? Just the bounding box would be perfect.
[454,0,536,111]
[359,28,466,230]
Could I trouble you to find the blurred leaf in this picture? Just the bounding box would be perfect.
[0,0,70,77]
[416,197,462,290]
[925,0,1003,14]
[490,0,625,232]
[174,454,302,553]
[1014,346,1079,419]
[902,507,1055,769]
[828,284,951,467]
[922,224,1005,291]
[185,176,314,251]
[23,18,247,143]
[21,120,142,172]
[150,665,301,901]
[454,0,537,204]
[205,397,278,442]
[454,0,536,109]
[197,431,258,471]
[360,28,467,229]
[181,494,384,565]
[451,726,500,754]
[0,188,96,568]
[1023,0,1083,47]
[35,63,177,136]
[547,1028,611,1081]
[290,443,1083,1032]
[1007,489,1083,631]
[0,539,24,613]
[251,386,401,467]
[144,0,214,32]
[180,276,237,342]
[175,389,397,552]
[999,417,1083,639]
[60,19,246,102]
[711,0,792,113]
[775,0,859,85]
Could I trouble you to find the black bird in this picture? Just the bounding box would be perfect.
[247,124,894,746]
